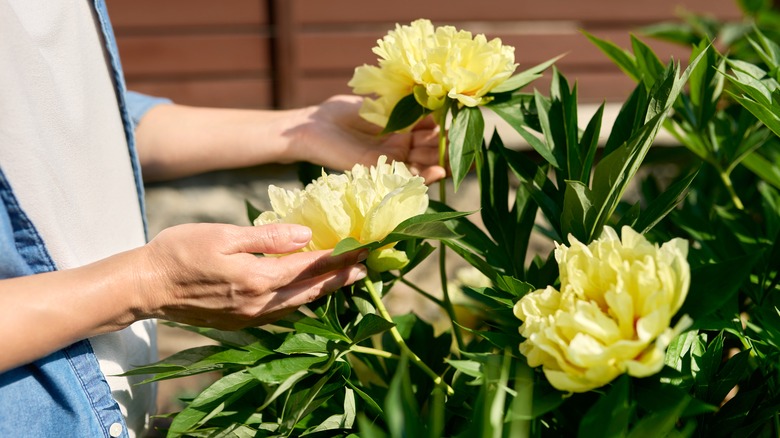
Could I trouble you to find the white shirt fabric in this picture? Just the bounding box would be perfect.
[0,1,156,436]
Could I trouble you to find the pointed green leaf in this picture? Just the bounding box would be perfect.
[169,370,259,435]
[578,375,631,438]
[631,34,666,90]
[350,313,396,344]
[490,55,563,93]
[294,317,351,342]
[248,356,329,384]
[578,103,604,183]
[331,210,473,255]
[381,94,428,134]
[449,106,484,191]
[584,30,639,81]
[385,355,425,436]
[276,333,331,355]
[562,180,594,242]
[633,168,699,233]
[681,253,761,321]
[245,199,262,225]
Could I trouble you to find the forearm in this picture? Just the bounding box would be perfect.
[134,103,310,182]
[0,249,147,372]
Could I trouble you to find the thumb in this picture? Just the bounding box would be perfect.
[229,224,312,255]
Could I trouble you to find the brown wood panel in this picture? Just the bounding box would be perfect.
[286,0,741,25]
[127,78,274,109]
[295,29,691,73]
[118,34,271,77]
[293,70,637,107]
[108,0,269,31]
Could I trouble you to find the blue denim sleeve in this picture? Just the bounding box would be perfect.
[125,91,172,127]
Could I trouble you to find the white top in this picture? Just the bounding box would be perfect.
[0,1,155,436]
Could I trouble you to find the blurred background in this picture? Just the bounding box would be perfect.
[105,0,745,414]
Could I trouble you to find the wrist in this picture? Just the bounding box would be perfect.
[278,105,318,164]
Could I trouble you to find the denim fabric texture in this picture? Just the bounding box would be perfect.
[0,0,166,436]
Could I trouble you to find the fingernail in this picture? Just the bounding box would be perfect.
[353,265,368,281]
[290,226,312,244]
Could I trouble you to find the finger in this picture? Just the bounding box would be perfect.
[411,124,440,148]
[227,224,312,255]
[252,248,368,290]
[408,143,441,166]
[412,115,437,131]
[418,166,448,184]
[254,264,368,324]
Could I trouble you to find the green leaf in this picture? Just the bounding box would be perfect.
[635,381,718,418]
[577,103,604,183]
[709,349,752,405]
[748,27,780,70]
[280,364,348,433]
[681,253,761,321]
[446,359,483,381]
[693,331,724,393]
[449,106,484,191]
[493,275,535,298]
[633,168,699,233]
[358,414,389,438]
[381,94,427,134]
[490,55,562,93]
[301,388,356,435]
[344,379,384,417]
[578,375,631,438]
[729,93,780,138]
[169,370,259,436]
[121,345,228,376]
[561,180,594,242]
[331,210,473,255]
[245,199,262,225]
[138,346,274,384]
[276,333,331,355]
[486,93,531,135]
[427,200,498,258]
[294,317,351,343]
[627,391,690,438]
[350,313,396,344]
[248,356,329,384]
[384,354,425,437]
[604,85,649,156]
[584,30,639,81]
[631,34,666,90]
[160,322,269,349]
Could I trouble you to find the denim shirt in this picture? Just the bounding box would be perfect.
[0,1,169,436]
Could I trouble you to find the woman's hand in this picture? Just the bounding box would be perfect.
[286,95,447,183]
[136,223,367,329]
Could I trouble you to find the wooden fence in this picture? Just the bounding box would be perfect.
[108,0,742,109]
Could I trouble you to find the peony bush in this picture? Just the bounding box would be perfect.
[133,11,780,438]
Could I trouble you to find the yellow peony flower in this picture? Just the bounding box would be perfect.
[348,19,517,127]
[253,156,428,270]
[513,226,691,393]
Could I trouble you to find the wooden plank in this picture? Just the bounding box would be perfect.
[117,34,271,77]
[108,0,269,31]
[127,78,274,109]
[287,0,741,25]
[294,29,691,73]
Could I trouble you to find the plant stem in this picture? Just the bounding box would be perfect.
[434,118,465,352]
[718,170,744,210]
[350,344,397,359]
[361,278,454,395]
[400,277,444,307]
[510,359,534,438]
